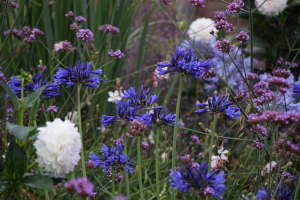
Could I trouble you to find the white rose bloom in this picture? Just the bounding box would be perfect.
[255,0,288,16]
[34,118,81,177]
[108,90,122,103]
[188,18,218,42]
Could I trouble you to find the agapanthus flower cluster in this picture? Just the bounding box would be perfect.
[169,161,226,199]
[75,16,86,23]
[52,60,103,89]
[256,182,293,200]
[157,47,211,78]
[293,81,300,97]
[64,177,94,197]
[108,49,124,58]
[98,24,120,34]
[151,106,180,126]
[122,85,158,109]
[235,31,249,43]
[187,0,205,7]
[54,40,73,52]
[89,143,134,174]
[215,39,234,54]
[195,93,241,121]
[76,29,94,42]
[8,70,60,99]
[101,100,151,128]
[226,0,244,14]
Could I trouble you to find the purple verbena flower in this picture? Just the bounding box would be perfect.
[214,11,226,21]
[10,2,18,8]
[226,0,244,14]
[46,105,58,112]
[65,11,74,18]
[75,16,86,23]
[64,177,94,197]
[215,39,234,54]
[235,31,249,43]
[77,29,94,43]
[70,23,81,31]
[187,0,205,7]
[98,24,120,34]
[108,49,124,58]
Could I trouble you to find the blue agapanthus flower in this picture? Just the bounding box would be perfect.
[169,161,226,199]
[122,85,158,109]
[89,143,134,174]
[157,47,211,78]
[53,60,103,89]
[256,182,293,200]
[8,70,60,99]
[151,106,180,127]
[292,81,300,97]
[101,100,151,128]
[195,93,240,121]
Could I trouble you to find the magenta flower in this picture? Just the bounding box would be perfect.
[77,29,94,42]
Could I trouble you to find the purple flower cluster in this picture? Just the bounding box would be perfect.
[76,29,94,42]
[140,142,149,153]
[235,31,249,43]
[215,39,234,54]
[52,60,103,89]
[191,136,200,144]
[107,172,123,184]
[214,20,235,32]
[98,24,120,34]
[246,73,259,81]
[70,23,81,31]
[169,161,226,199]
[256,182,293,200]
[214,11,226,21]
[160,0,171,5]
[187,0,205,7]
[129,119,147,136]
[108,49,124,58]
[65,11,74,18]
[64,177,94,197]
[226,0,244,14]
[252,141,264,150]
[46,105,58,112]
[151,106,180,127]
[89,143,134,174]
[75,16,86,23]
[157,47,211,78]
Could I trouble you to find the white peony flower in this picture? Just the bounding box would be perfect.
[107,90,122,103]
[188,18,218,42]
[33,118,81,177]
[255,0,288,16]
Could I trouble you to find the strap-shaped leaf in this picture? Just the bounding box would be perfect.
[23,86,46,109]
[1,82,20,110]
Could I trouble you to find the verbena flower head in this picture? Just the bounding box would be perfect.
[157,47,211,79]
[169,161,226,199]
[8,70,60,99]
[292,81,300,97]
[65,11,74,18]
[98,24,120,34]
[89,143,134,174]
[101,100,151,128]
[75,16,86,23]
[64,177,94,197]
[122,85,158,110]
[226,0,244,13]
[187,0,205,7]
[151,106,180,127]
[76,29,94,42]
[256,182,293,200]
[53,60,103,89]
[195,93,240,121]
[33,118,81,177]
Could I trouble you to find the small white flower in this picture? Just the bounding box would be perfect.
[211,155,221,169]
[33,118,82,177]
[54,42,63,51]
[262,161,277,176]
[255,0,288,16]
[107,90,122,103]
[188,18,218,42]
[65,111,78,124]
[218,146,229,161]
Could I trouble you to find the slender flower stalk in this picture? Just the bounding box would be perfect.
[124,128,130,199]
[19,78,24,126]
[156,126,160,200]
[77,85,86,177]
[172,74,183,199]
[137,136,144,200]
[112,170,115,195]
[294,162,300,200]
[208,114,218,173]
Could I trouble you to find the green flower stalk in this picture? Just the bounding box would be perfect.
[77,85,86,177]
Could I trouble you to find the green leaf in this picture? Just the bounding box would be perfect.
[2,141,26,181]
[30,101,40,121]
[6,122,38,142]
[23,86,46,109]
[288,0,300,7]
[0,82,20,110]
[21,174,53,191]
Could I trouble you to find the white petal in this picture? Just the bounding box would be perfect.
[220,154,228,161]
[108,91,114,97]
[114,90,119,96]
[108,97,114,102]
[223,150,229,154]
[116,96,122,101]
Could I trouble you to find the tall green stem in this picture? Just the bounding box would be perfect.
[77,85,86,177]
[124,129,130,199]
[155,126,161,200]
[19,78,24,126]
[3,187,13,200]
[112,170,115,196]
[137,136,144,200]
[294,162,300,200]
[208,114,218,173]
[172,74,183,199]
